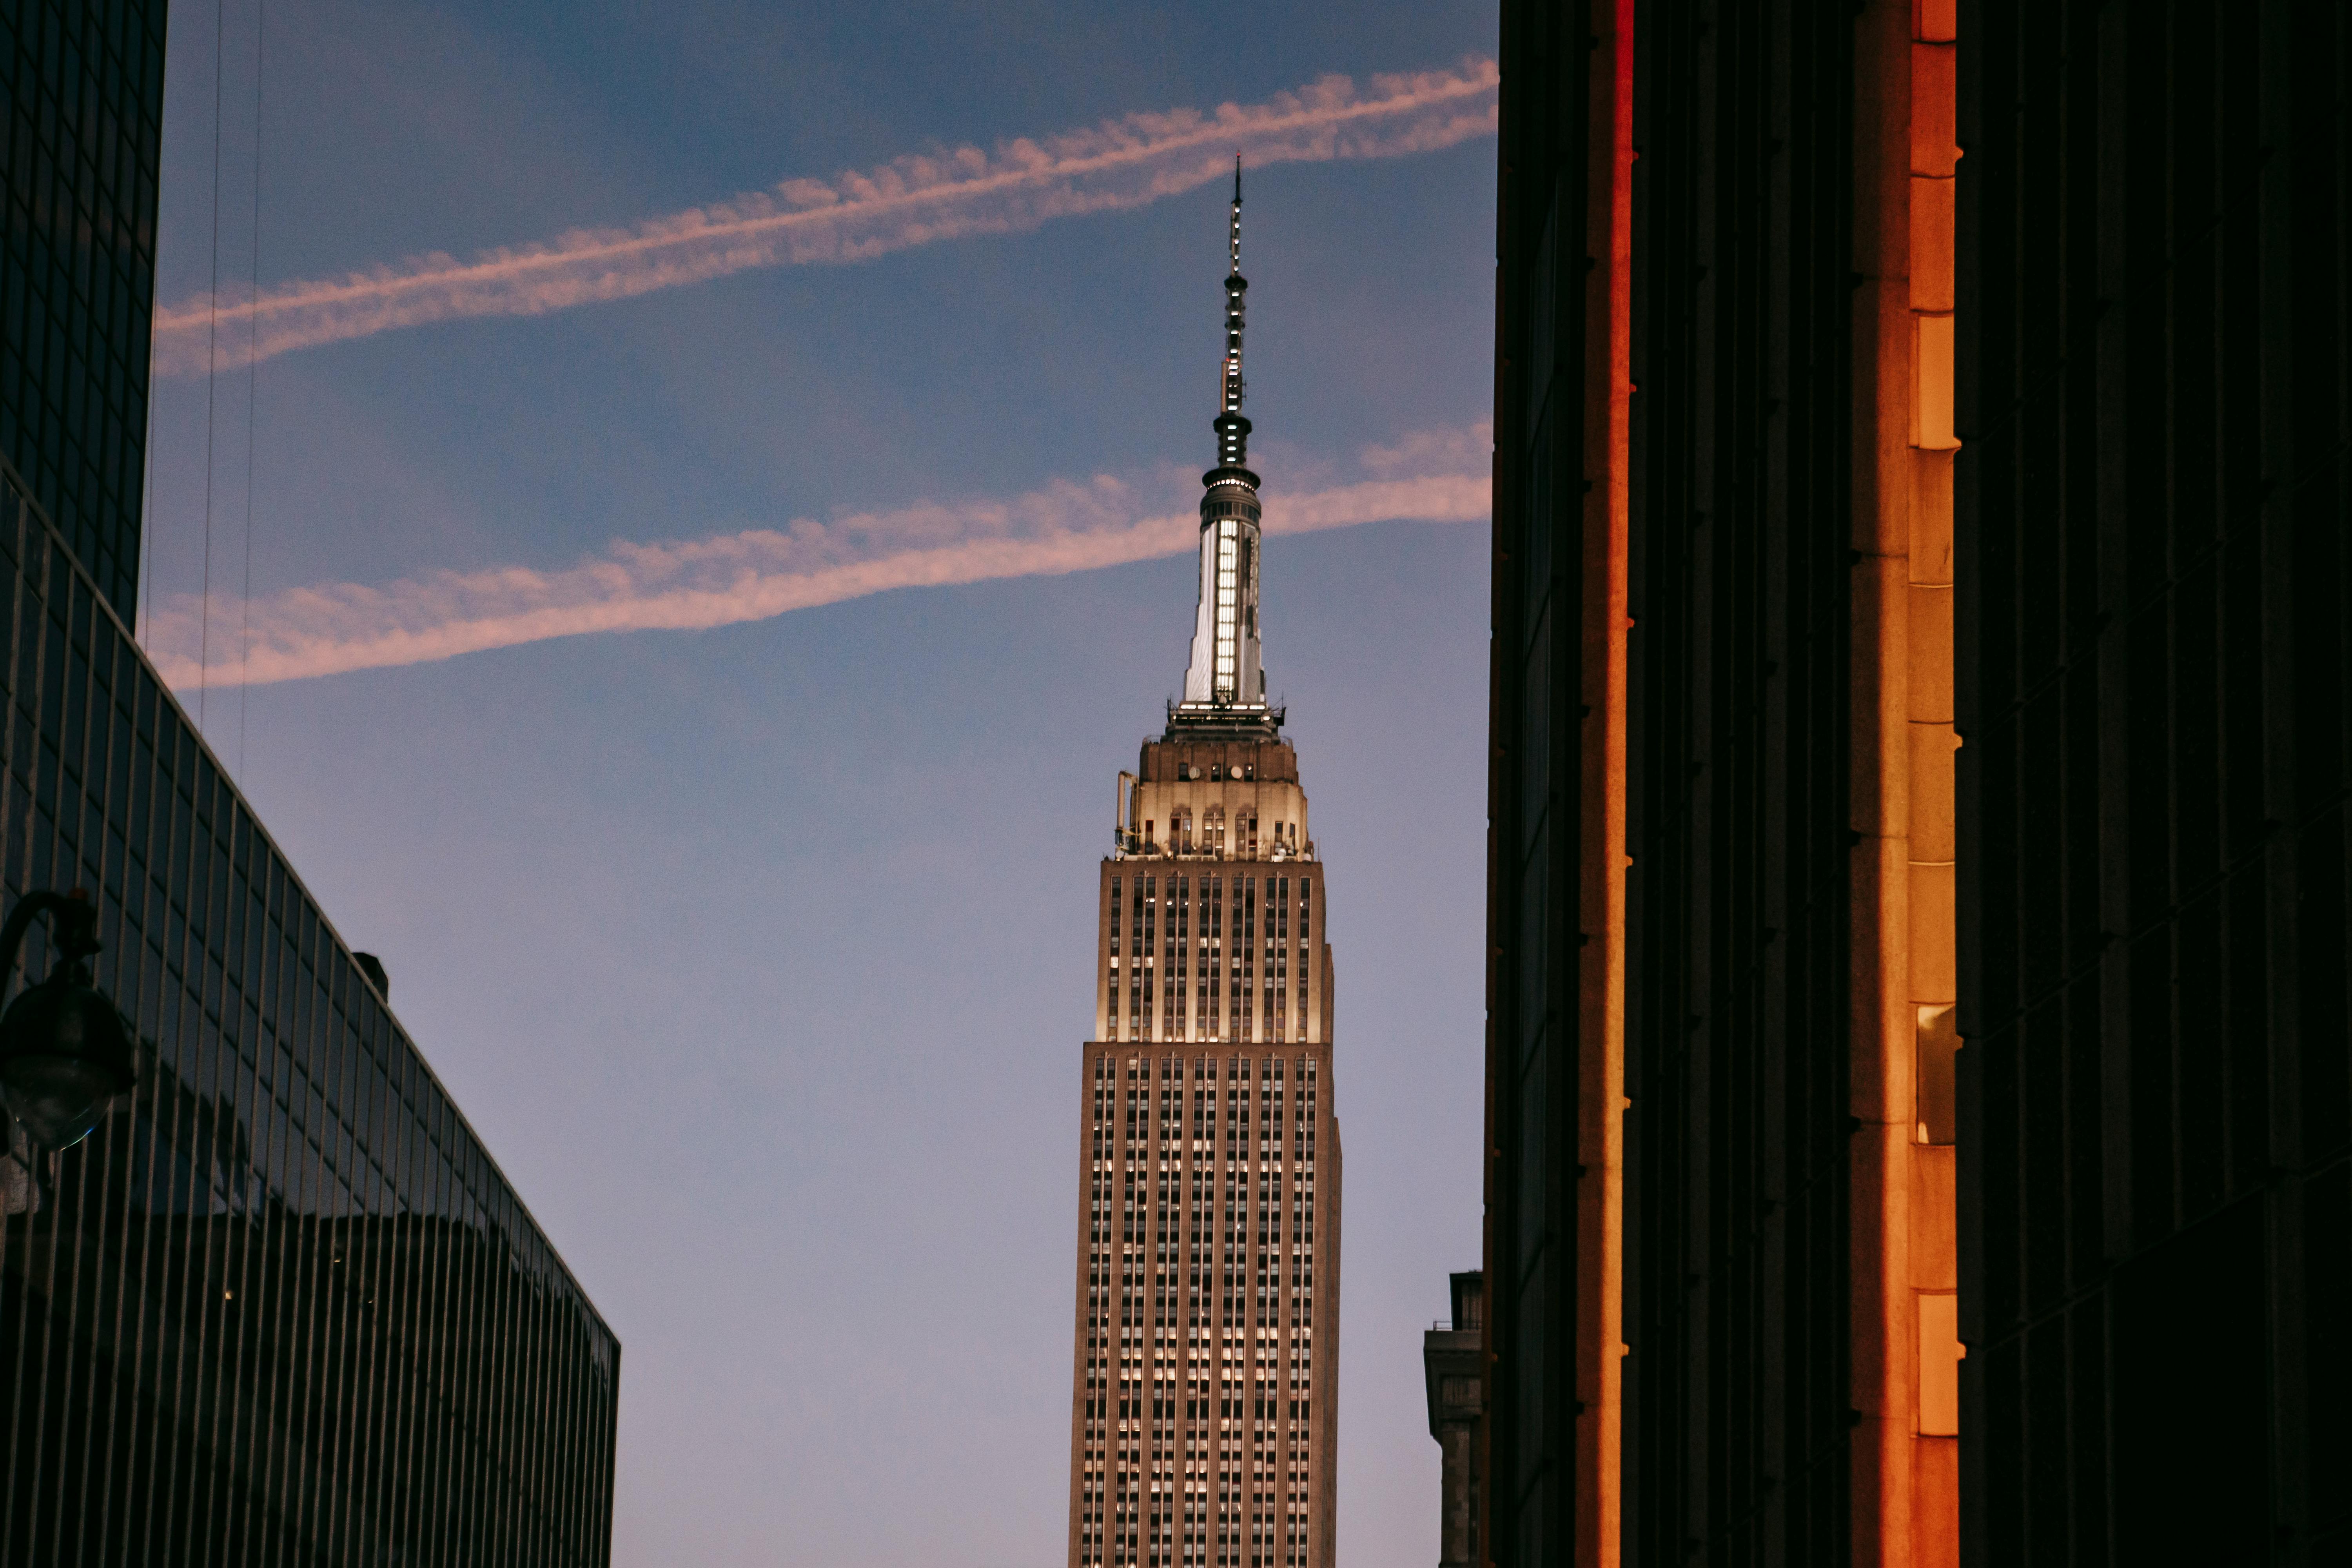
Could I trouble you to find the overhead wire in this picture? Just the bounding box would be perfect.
[198,0,227,739]
[238,0,264,776]
[136,292,157,647]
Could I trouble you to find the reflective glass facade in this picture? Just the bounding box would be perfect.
[0,459,620,1561]
[0,0,163,622]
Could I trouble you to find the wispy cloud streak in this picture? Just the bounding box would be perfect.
[152,59,1499,377]
[145,431,1492,689]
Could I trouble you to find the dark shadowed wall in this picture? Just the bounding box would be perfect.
[1622,3,1857,1563]
[1956,2,2351,1563]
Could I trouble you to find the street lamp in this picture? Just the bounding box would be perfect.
[0,889,136,1152]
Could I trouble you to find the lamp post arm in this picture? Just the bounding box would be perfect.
[0,891,93,996]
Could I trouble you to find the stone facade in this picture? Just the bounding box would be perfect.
[1065,728,1343,1568]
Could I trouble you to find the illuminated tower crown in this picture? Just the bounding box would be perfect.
[1171,159,1280,738]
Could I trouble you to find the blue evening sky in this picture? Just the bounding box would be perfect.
[144,2,1496,1561]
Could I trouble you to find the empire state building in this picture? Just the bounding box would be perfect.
[1063,167,1342,1568]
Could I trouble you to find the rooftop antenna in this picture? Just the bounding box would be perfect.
[1230,154,1243,272]
[1217,158,1247,449]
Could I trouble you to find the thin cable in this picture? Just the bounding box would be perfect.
[136,300,158,647]
[238,0,264,776]
[198,0,227,738]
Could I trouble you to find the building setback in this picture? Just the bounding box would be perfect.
[1422,1272,1484,1568]
[1483,0,2347,1565]
[1065,172,1343,1568]
[0,5,621,1562]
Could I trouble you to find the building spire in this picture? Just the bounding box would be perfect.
[1231,154,1243,262]
[1173,161,1279,736]
[1215,157,1249,470]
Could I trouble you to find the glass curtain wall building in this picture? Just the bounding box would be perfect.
[1,5,621,1563]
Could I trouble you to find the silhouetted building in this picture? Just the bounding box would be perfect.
[1423,1272,1483,1568]
[1065,171,1343,1568]
[0,7,620,1562]
[0,0,159,619]
[1484,1,2345,1565]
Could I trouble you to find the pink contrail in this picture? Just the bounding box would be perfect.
[145,432,1492,689]
[152,59,1499,377]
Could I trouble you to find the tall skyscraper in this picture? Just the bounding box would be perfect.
[1065,169,1342,1568]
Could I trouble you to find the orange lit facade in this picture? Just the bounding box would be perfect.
[1488,2,1960,1563]
[1853,1,1961,1562]
[1572,3,1632,1561]
[1497,4,2352,1564]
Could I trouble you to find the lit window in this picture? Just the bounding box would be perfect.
[1213,522,1241,701]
